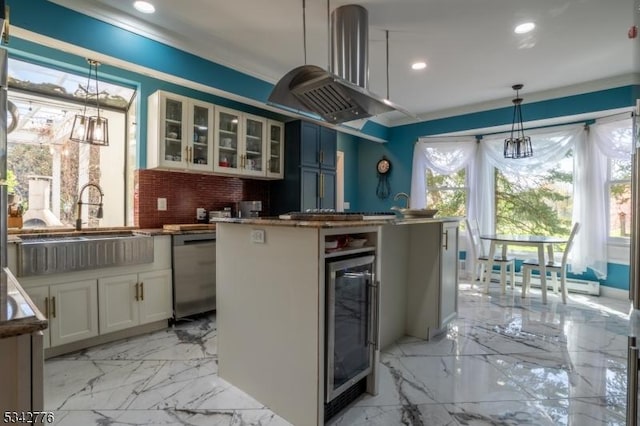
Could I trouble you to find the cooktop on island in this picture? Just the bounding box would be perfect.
[278,211,396,221]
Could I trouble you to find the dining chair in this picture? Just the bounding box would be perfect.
[521,222,581,304]
[465,218,515,293]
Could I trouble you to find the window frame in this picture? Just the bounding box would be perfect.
[606,157,632,245]
[425,167,469,217]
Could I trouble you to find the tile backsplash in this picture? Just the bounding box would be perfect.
[135,169,270,228]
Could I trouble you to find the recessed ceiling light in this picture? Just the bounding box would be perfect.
[514,22,535,34]
[133,1,155,14]
[411,62,427,70]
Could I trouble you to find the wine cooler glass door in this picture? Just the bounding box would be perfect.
[326,254,375,403]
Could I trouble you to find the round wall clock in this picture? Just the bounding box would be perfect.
[376,157,392,199]
[377,158,391,175]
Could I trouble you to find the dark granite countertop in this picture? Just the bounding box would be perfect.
[210,216,463,228]
[0,267,48,338]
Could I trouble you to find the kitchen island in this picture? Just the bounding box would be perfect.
[214,216,461,426]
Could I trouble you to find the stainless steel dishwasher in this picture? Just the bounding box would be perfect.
[172,232,216,319]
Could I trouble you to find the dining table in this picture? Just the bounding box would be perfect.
[480,234,570,303]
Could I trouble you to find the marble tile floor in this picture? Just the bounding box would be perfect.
[44,282,632,425]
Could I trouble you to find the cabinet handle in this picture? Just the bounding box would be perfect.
[135,283,139,301]
[443,230,449,250]
[320,150,324,164]
[44,296,49,319]
[184,146,189,162]
[51,297,56,319]
[320,173,324,199]
[141,282,144,301]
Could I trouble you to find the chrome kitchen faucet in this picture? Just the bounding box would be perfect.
[76,182,104,230]
[394,192,410,209]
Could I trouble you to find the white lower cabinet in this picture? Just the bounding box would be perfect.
[27,280,99,349]
[99,269,172,334]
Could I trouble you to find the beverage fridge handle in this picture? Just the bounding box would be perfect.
[368,279,380,350]
[374,280,380,350]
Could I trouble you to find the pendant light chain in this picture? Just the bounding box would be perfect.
[91,59,101,121]
[302,0,307,65]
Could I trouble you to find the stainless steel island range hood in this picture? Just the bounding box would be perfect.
[268,4,411,124]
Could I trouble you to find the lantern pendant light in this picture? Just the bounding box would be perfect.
[503,84,532,159]
[70,59,109,146]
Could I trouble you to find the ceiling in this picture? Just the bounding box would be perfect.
[47,0,636,126]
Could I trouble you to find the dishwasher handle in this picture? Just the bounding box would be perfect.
[182,239,215,245]
[173,233,216,246]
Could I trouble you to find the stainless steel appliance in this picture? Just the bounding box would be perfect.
[238,200,262,218]
[172,232,216,319]
[627,99,640,425]
[0,42,9,318]
[324,254,378,420]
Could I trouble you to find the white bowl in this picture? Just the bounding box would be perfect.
[325,240,338,249]
[348,238,367,248]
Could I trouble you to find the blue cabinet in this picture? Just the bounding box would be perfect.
[272,120,337,215]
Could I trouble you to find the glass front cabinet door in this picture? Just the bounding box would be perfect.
[160,95,186,168]
[242,114,266,177]
[267,121,284,179]
[214,107,242,174]
[147,91,214,172]
[189,101,214,172]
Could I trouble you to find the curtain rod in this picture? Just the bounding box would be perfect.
[416,110,633,142]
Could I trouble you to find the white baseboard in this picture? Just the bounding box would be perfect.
[600,286,629,300]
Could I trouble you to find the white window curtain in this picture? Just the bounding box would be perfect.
[480,125,609,277]
[410,137,477,209]
[575,115,633,279]
[479,124,581,235]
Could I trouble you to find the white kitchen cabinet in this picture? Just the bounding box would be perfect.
[214,106,283,178]
[266,120,284,179]
[138,270,173,324]
[26,280,99,348]
[405,221,459,340]
[99,269,172,334]
[0,331,44,415]
[147,91,215,172]
[26,286,51,348]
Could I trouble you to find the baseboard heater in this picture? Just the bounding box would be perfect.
[459,261,600,296]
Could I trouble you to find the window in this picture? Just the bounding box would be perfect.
[495,150,574,236]
[6,59,136,229]
[426,168,467,217]
[607,157,632,240]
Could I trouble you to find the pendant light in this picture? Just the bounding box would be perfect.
[70,59,109,146]
[503,84,532,159]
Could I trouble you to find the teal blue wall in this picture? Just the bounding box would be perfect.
[8,0,636,291]
[355,85,637,212]
[7,0,386,143]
